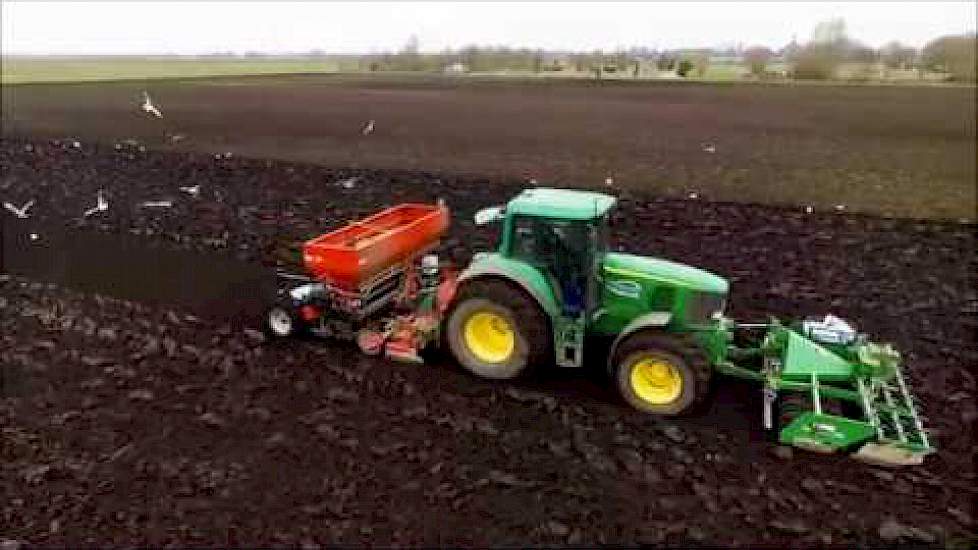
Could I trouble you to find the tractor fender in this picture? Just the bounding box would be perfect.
[606,311,673,371]
[455,263,560,321]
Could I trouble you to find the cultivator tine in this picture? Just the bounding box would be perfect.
[881,383,908,443]
[762,387,776,431]
[895,367,930,449]
[854,365,931,453]
[809,373,826,417]
[857,378,884,440]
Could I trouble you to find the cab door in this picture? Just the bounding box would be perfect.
[508,216,593,367]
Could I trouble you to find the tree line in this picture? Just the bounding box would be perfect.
[349,21,975,82]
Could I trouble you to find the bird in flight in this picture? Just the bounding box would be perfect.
[141,91,163,118]
[361,119,376,135]
[84,190,109,218]
[179,184,201,198]
[3,199,34,219]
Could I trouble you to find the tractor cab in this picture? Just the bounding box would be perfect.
[473,188,617,366]
[501,190,614,315]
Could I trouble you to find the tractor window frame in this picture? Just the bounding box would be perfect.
[507,215,594,274]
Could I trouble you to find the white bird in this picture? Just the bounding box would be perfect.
[804,205,814,214]
[338,177,358,189]
[84,190,108,218]
[179,185,200,198]
[528,178,538,186]
[141,200,172,208]
[604,176,615,187]
[361,119,376,135]
[688,191,699,200]
[141,91,163,118]
[701,143,716,154]
[29,233,39,241]
[4,199,34,219]
[834,204,846,212]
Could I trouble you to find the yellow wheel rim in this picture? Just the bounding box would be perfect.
[630,357,683,405]
[463,311,515,364]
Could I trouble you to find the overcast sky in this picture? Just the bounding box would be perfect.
[2,1,975,55]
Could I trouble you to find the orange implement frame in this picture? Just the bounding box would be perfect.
[302,203,450,291]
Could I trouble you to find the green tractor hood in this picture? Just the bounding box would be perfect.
[603,253,729,294]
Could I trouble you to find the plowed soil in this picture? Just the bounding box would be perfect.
[1,138,976,547]
[2,75,975,220]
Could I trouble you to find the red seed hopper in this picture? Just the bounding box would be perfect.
[302,203,450,291]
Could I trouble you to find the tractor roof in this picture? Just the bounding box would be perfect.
[506,188,617,220]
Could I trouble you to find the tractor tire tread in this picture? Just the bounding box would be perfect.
[445,278,551,378]
[613,331,712,414]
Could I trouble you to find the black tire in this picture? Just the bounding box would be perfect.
[263,299,303,339]
[445,279,550,379]
[612,331,712,416]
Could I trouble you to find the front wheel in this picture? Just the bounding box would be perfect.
[613,332,711,416]
[264,301,302,339]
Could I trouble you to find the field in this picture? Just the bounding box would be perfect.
[1,56,347,84]
[1,73,976,545]
[2,74,975,220]
[1,137,976,546]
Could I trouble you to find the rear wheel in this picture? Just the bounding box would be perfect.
[612,332,711,415]
[445,279,550,379]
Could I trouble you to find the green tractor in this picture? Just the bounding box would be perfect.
[442,188,932,466]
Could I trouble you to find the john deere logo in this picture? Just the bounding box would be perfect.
[607,279,642,299]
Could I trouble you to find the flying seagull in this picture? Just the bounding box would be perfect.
[701,143,716,154]
[141,91,163,118]
[84,190,109,218]
[4,199,34,219]
[179,184,200,198]
[338,177,358,189]
[361,119,376,135]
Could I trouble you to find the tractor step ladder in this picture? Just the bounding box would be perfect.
[555,315,585,368]
[856,367,930,450]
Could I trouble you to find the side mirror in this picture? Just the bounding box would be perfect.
[474,205,505,226]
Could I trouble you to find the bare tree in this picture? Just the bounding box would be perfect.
[879,41,917,70]
[792,18,850,79]
[922,33,977,81]
[744,46,772,76]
